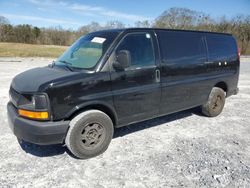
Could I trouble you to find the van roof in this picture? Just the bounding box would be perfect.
[97,28,232,36]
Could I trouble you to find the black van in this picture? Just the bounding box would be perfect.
[7,28,239,159]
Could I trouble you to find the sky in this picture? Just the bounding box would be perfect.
[0,0,249,30]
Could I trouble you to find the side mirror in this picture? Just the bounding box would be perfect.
[113,50,131,71]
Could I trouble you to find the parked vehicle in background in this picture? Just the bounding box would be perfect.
[7,28,240,159]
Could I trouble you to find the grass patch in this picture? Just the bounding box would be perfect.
[0,42,68,58]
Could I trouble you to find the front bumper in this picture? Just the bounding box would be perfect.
[7,102,70,145]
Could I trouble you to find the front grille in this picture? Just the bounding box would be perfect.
[9,87,20,107]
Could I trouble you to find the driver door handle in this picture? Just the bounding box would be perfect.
[155,69,160,83]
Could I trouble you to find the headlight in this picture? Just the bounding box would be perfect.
[32,94,48,109]
[18,94,48,110]
[18,94,49,120]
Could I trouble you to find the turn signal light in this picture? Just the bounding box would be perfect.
[18,109,49,120]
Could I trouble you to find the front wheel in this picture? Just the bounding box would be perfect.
[201,87,226,117]
[65,110,114,159]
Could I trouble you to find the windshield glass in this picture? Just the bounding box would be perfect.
[56,31,119,70]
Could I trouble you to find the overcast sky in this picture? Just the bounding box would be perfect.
[0,0,249,29]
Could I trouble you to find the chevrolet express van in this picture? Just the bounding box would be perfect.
[7,28,239,159]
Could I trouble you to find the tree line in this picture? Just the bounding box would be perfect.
[0,7,250,54]
[0,18,127,46]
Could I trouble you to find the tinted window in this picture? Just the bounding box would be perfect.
[206,34,237,60]
[157,31,206,64]
[116,33,155,67]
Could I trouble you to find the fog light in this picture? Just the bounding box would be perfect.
[18,109,48,120]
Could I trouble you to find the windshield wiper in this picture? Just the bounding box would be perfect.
[59,60,72,65]
[58,60,73,71]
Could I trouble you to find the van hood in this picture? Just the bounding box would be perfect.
[11,66,78,93]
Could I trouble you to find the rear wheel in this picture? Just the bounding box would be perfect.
[65,110,114,159]
[201,87,225,117]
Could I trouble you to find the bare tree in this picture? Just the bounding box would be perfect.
[0,15,10,41]
[154,7,212,30]
[78,22,102,34]
[0,16,9,25]
[104,21,125,29]
[135,20,151,28]
[230,15,250,54]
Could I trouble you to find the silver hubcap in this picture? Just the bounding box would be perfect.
[80,123,105,149]
[212,95,222,110]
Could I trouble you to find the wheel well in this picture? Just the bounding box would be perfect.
[68,104,117,126]
[214,82,228,93]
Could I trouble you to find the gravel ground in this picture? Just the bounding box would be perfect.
[0,57,250,188]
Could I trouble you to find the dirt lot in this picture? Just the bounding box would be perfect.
[0,57,249,188]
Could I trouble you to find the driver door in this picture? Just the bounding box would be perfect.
[109,31,161,126]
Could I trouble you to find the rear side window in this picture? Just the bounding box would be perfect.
[156,31,206,64]
[206,34,237,60]
[116,33,155,67]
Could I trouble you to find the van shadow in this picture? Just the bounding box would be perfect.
[18,107,201,158]
[18,140,66,157]
[113,107,200,138]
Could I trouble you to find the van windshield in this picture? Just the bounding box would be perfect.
[56,31,119,70]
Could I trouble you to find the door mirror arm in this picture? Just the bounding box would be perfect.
[113,61,124,71]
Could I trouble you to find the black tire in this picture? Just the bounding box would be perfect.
[202,87,226,117]
[65,110,114,159]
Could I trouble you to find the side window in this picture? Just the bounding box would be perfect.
[116,33,155,68]
[206,34,237,60]
[157,31,206,64]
